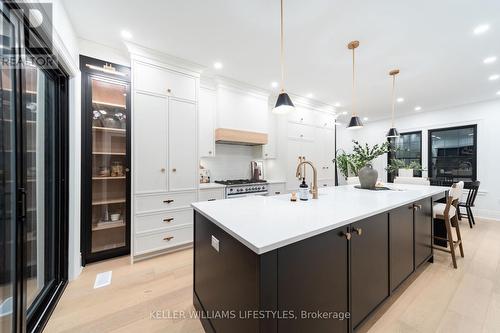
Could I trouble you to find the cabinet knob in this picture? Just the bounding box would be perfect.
[172,168,177,172]
[414,204,422,211]
[275,191,281,195]
[208,151,212,155]
[163,236,174,241]
[160,168,166,173]
[163,218,174,223]
[265,153,268,157]
[342,232,352,240]
[300,134,303,138]
[167,88,171,93]
[353,227,363,236]
[163,199,174,204]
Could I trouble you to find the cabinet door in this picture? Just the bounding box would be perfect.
[134,61,196,101]
[414,198,432,267]
[278,228,349,333]
[351,213,389,328]
[389,205,414,291]
[199,87,216,157]
[169,99,197,191]
[262,113,276,159]
[134,92,168,193]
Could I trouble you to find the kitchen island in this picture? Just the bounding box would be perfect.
[192,184,447,333]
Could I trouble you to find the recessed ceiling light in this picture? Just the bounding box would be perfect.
[414,106,422,111]
[271,81,279,88]
[306,93,313,98]
[473,24,490,35]
[213,62,223,70]
[397,97,404,103]
[363,117,369,121]
[334,102,341,107]
[483,56,497,64]
[120,30,132,39]
[342,111,348,115]
[489,74,500,81]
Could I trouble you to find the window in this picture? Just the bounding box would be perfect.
[428,125,477,184]
[387,131,422,182]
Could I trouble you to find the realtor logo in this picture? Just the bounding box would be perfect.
[2,2,56,68]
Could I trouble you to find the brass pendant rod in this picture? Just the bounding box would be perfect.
[352,47,356,116]
[391,74,395,127]
[280,0,285,92]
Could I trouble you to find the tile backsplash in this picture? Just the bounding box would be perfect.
[200,144,263,181]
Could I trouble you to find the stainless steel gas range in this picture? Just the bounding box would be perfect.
[214,179,269,199]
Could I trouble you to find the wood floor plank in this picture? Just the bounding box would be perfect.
[45,217,500,333]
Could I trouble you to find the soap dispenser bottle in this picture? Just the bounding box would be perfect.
[299,177,309,201]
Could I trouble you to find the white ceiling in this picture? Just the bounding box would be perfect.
[62,0,500,120]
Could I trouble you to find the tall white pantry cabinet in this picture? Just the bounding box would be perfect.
[130,54,199,261]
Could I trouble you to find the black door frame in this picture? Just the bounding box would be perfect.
[2,1,69,332]
[80,55,131,265]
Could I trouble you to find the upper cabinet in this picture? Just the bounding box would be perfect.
[216,84,269,133]
[199,87,216,157]
[134,61,196,101]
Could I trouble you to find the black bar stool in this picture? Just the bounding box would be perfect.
[458,181,480,228]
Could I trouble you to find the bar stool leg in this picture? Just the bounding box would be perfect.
[453,215,465,258]
[444,216,458,269]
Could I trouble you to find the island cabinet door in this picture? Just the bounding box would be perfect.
[277,227,349,333]
[350,213,390,329]
[389,205,415,291]
[414,198,433,268]
[194,213,260,333]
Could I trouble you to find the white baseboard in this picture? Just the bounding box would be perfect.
[473,208,500,222]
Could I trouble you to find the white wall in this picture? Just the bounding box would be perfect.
[343,99,500,220]
[78,38,130,66]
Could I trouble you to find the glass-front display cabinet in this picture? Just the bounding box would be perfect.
[80,56,131,265]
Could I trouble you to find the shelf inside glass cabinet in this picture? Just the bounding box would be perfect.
[89,78,128,254]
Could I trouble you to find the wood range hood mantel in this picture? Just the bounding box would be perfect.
[215,128,268,146]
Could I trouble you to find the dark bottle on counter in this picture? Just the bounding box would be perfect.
[299,177,309,201]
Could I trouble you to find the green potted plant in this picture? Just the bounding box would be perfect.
[333,140,392,188]
[386,159,424,178]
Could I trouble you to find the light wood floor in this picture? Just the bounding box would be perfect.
[45,217,500,333]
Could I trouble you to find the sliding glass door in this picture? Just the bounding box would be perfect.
[0,5,17,331]
[0,2,68,332]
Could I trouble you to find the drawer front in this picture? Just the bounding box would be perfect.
[134,61,196,101]
[268,183,286,196]
[134,226,193,255]
[287,107,316,126]
[135,209,193,233]
[135,191,197,213]
[198,188,225,201]
[319,179,334,187]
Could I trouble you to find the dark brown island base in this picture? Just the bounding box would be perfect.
[192,186,446,333]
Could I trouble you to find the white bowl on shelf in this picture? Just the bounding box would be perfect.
[110,214,121,222]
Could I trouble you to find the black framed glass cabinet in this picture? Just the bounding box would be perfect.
[0,2,68,332]
[80,56,131,265]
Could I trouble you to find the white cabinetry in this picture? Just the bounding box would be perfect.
[198,187,225,201]
[168,99,197,191]
[133,92,168,194]
[132,57,199,261]
[282,106,337,191]
[199,87,216,157]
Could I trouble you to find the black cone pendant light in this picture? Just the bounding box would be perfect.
[386,69,400,138]
[272,0,295,114]
[347,41,363,129]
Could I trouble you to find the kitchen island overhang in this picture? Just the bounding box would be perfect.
[192,184,448,333]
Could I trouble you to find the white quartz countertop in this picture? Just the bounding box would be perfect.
[199,183,226,189]
[192,184,448,254]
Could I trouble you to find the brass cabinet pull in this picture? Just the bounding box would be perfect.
[414,204,422,210]
[163,236,174,241]
[163,199,174,204]
[163,218,174,223]
[275,191,281,195]
[125,168,130,172]
[353,227,363,236]
[172,168,177,172]
[208,199,216,201]
[343,232,352,240]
